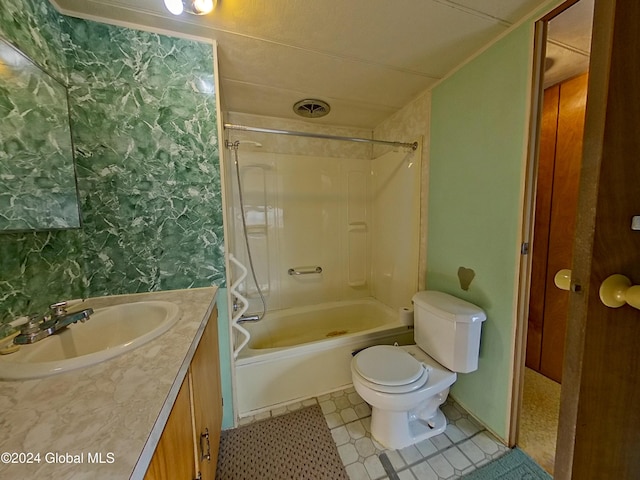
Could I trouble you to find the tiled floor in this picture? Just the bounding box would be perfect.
[238,386,509,480]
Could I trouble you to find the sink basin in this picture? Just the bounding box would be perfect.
[0,301,180,380]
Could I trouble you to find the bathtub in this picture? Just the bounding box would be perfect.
[235,298,414,416]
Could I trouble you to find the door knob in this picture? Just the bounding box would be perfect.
[599,274,640,309]
[554,269,572,291]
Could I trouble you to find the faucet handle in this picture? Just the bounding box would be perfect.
[20,315,43,335]
[49,302,68,317]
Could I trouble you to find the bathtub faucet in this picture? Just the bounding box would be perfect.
[237,314,260,323]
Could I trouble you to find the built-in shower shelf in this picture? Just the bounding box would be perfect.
[245,225,267,235]
[348,222,368,232]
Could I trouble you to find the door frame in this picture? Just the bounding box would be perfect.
[509,0,583,447]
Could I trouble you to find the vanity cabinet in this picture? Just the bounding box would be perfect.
[145,307,222,480]
[144,376,195,479]
[190,307,223,480]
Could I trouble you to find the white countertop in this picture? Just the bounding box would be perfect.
[0,286,218,480]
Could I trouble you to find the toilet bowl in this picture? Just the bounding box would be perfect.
[351,291,486,450]
[351,344,456,449]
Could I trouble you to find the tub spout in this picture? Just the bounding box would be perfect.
[238,314,260,323]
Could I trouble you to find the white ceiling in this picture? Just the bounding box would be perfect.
[544,0,593,88]
[49,0,593,129]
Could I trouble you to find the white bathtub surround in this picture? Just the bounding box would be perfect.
[0,287,217,480]
[226,135,422,316]
[236,298,414,415]
[373,91,431,293]
[225,115,424,422]
[370,145,423,312]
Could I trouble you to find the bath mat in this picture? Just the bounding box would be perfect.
[461,447,552,480]
[216,404,349,480]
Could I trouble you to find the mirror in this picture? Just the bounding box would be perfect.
[0,36,80,232]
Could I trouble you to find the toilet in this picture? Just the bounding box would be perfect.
[351,291,486,450]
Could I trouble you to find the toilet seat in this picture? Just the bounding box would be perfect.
[352,346,431,394]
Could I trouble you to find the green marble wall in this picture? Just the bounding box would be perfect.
[0,0,224,322]
[0,39,80,231]
[62,16,224,297]
[0,0,67,82]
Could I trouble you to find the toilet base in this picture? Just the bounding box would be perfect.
[370,406,447,450]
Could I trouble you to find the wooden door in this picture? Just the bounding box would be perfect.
[527,84,559,372]
[527,74,587,383]
[555,0,640,478]
[190,309,222,480]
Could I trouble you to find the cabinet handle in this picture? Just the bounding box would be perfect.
[200,428,211,462]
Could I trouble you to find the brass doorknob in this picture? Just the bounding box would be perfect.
[554,269,572,291]
[599,274,640,309]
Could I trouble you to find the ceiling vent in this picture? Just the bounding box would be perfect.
[293,99,331,118]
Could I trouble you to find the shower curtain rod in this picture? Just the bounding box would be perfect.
[224,123,418,151]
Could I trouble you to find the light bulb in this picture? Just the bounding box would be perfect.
[164,0,184,15]
[191,0,214,15]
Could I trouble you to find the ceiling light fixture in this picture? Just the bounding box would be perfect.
[163,0,216,16]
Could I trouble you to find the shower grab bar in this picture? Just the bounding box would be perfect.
[229,254,252,359]
[288,266,323,276]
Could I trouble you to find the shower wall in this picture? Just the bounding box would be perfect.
[229,151,370,312]
[371,147,422,311]
[224,113,421,315]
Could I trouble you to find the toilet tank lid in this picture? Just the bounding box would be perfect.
[412,291,486,323]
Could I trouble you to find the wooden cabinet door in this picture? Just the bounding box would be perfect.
[144,376,196,480]
[190,308,222,480]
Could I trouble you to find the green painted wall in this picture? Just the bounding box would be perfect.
[428,23,534,439]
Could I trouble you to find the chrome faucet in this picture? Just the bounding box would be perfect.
[232,296,262,323]
[14,301,94,345]
[237,314,260,323]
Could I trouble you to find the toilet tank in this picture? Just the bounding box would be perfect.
[412,291,486,373]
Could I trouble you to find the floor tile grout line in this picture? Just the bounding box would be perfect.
[392,428,492,474]
[322,394,507,479]
[441,429,496,470]
[331,411,504,476]
[378,452,402,480]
